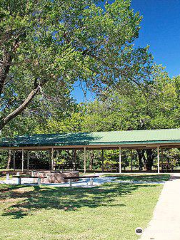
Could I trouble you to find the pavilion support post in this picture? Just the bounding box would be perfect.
[22,149,24,172]
[131,150,133,172]
[73,149,77,171]
[161,148,164,165]
[51,148,54,171]
[84,147,87,174]
[157,146,160,174]
[119,147,122,174]
[101,149,104,172]
[27,151,30,171]
[167,148,170,164]
[49,150,51,170]
[13,151,16,171]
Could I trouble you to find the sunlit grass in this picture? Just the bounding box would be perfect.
[103,173,170,182]
[0,175,169,240]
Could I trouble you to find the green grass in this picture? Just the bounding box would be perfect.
[0,175,169,240]
[103,174,170,182]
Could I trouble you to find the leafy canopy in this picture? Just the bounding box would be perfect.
[0,0,153,131]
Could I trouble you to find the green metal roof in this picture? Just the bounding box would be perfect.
[1,129,180,148]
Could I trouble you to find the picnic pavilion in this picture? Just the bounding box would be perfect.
[1,128,180,173]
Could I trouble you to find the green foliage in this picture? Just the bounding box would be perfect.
[0,151,8,168]
[1,1,179,171]
[161,148,180,167]
[0,0,153,133]
[38,66,180,171]
[75,66,180,132]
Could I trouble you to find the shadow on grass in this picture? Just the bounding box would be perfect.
[0,182,158,219]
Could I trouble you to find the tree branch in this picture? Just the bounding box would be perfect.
[0,85,41,130]
[0,50,12,95]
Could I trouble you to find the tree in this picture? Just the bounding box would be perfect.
[59,66,180,171]
[0,0,153,132]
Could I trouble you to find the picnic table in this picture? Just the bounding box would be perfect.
[160,163,174,172]
[13,175,43,185]
[11,174,99,187]
[64,175,99,187]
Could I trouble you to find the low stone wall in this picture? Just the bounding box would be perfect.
[32,170,79,183]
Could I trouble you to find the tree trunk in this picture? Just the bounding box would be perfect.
[145,149,156,171]
[6,150,12,170]
[137,149,144,170]
[0,49,12,95]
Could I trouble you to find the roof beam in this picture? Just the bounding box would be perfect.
[1,143,180,151]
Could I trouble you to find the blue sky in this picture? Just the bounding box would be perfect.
[72,0,180,102]
[131,0,180,77]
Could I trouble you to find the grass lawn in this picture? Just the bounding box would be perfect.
[0,174,170,240]
[104,173,170,182]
